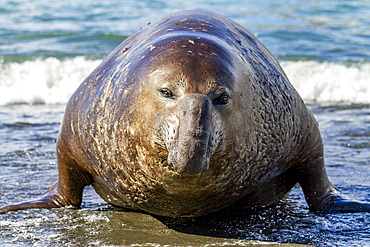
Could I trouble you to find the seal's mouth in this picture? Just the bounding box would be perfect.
[167,140,211,176]
[154,133,213,176]
[154,136,224,177]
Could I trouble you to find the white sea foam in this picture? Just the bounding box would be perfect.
[281,61,370,104]
[0,57,369,105]
[0,57,101,105]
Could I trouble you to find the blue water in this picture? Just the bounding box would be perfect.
[0,0,369,246]
[1,0,369,62]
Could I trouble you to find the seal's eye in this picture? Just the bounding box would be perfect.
[214,92,230,105]
[159,88,174,98]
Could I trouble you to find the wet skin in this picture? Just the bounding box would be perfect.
[1,10,370,216]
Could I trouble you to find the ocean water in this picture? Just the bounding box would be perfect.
[0,0,369,246]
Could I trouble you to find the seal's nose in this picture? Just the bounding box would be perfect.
[168,94,212,176]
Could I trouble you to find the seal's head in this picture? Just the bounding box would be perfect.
[149,41,235,174]
[133,35,250,177]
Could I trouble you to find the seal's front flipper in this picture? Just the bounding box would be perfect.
[1,156,92,214]
[298,156,370,213]
[0,182,70,214]
[320,194,370,213]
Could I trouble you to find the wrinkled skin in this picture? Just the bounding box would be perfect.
[1,10,369,217]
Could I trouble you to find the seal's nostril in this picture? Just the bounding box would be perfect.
[166,158,175,171]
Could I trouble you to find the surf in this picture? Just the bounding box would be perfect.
[1,57,369,105]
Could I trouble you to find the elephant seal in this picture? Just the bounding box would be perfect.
[1,10,369,216]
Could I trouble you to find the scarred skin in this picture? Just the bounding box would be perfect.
[1,10,369,217]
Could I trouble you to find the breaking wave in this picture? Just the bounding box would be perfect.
[0,57,369,105]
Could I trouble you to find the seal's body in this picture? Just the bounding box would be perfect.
[1,10,369,216]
